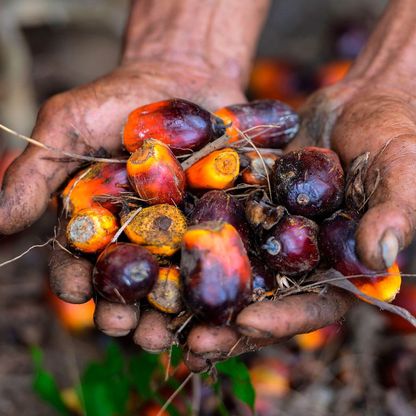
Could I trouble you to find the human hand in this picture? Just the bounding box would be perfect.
[0,58,245,335]
[185,0,416,371]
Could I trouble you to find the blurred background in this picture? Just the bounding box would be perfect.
[3,0,416,415]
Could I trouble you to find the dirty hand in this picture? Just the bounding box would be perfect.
[185,0,416,371]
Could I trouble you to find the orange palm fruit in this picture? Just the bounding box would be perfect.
[127,139,185,205]
[180,221,252,324]
[317,60,352,87]
[147,266,183,314]
[215,99,299,148]
[62,162,130,215]
[241,150,280,185]
[122,98,225,154]
[295,323,340,351]
[185,148,239,190]
[49,295,95,332]
[249,357,290,401]
[122,204,187,257]
[319,210,402,303]
[352,262,401,303]
[66,206,118,253]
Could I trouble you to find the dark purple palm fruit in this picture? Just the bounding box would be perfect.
[93,243,159,304]
[272,147,345,218]
[260,213,320,276]
[189,190,252,250]
[250,256,276,291]
[319,209,379,276]
[215,99,299,148]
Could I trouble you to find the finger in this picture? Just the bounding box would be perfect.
[133,309,173,353]
[185,325,278,372]
[353,137,416,269]
[0,96,84,235]
[94,299,139,337]
[328,91,416,270]
[49,217,93,303]
[236,289,354,339]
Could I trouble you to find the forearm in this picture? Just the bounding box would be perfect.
[122,0,270,87]
[347,0,416,89]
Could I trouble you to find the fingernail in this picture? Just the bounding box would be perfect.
[380,229,399,268]
[237,325,272,339]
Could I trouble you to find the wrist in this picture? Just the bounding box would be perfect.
[121,0,270,89]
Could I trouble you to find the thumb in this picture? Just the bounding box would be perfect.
[355,135,416,270]
[0,97,84,234]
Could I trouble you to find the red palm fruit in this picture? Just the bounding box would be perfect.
[215,99,299,148]
[272,147,344,218]
[185,148,240,190]
[180,221,252,324]
[147,266,183,314]
[123,98,225,154]
[62,162,130,215]
[260,214,320,276]
[240,150,280,186]
[66,206,118,253]
[189,190,251,250]
[127,139,185,205]
[93,243,159,304]
[319,210,401,302]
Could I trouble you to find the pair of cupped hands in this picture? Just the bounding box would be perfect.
[1,59,416,372]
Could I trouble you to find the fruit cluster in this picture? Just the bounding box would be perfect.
[61,98,401,327]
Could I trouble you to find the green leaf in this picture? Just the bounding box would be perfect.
[216,358,256,411]
[170,345,183,368]
[79,342,130,416]
[129,351,161,401]
[31,347,69,416]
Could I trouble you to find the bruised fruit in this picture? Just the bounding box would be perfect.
[123,98,225,154]
[185,148,239,190]
[180,221,252,324]
[319,210,401,302]
[240,150,280,186]
[147,267,183,314]
[62,163,130,215]
[123,204,187,257]
[93,243,158,304]
[260,214,320,276]
[66,206,118,253]
[215,99,299,148]
[272,147,344,218]
[189,190,251,248]
[127,139,185,205]
[245,189,286,232]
